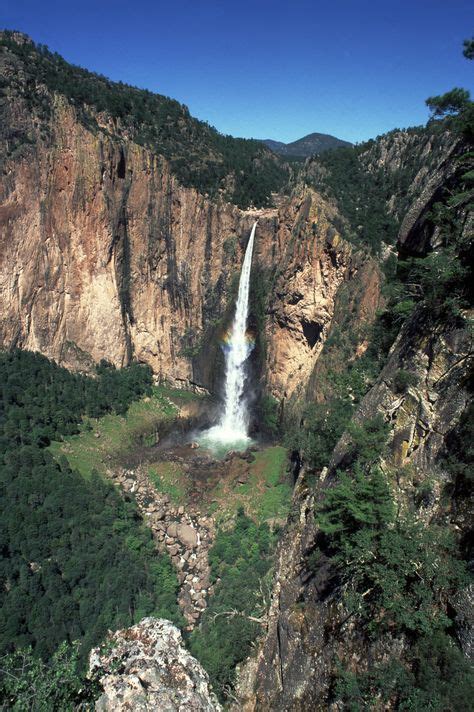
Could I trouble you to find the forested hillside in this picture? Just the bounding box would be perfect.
[304,123,460,253]
[0,30,289,208]
[262,131,352,159]
[0,352,181,696]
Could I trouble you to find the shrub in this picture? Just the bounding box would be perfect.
[334,631,474,711]
[0,642,100,711]
[393,369,419,394]
[347,414,390,465]
[284,398,353,471]
[257,394,280,437]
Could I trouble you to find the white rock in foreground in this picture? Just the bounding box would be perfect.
[89,617,221,711]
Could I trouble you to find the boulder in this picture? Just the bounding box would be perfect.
[177,523,198,548]
[167,523,179,538]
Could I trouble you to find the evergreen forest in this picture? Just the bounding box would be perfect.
[0,31,289,209]
[0,352,181,706]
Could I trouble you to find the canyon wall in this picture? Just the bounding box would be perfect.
[236,308,472,711]
[0,76,375,399]
[3,37,457,404]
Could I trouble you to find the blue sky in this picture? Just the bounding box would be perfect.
[1,0,473,143]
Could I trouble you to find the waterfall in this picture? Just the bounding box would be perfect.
[199,221,257,449]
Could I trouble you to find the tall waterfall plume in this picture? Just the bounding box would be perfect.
[199,221,257,451]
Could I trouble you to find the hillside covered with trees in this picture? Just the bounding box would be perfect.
[0,30,289,209]
[262,131,352,159]
[0,351,181,706]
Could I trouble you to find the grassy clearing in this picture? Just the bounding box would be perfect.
[216,445,292,522]
[148,461,188,504]
[48,386,184,478]
[158,384,208,406]
[249,446,292,521]
[143,444,291,524]
[209,445,291,524]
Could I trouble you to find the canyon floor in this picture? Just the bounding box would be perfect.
[49,386,292,629]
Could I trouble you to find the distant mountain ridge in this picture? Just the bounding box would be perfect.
[262,132,352,158]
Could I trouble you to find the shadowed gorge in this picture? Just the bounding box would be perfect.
[301,319,323,349]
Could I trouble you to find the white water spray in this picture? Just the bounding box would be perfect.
[199,221,257,450]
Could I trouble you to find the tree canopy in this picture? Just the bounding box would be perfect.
[0,350,181,673]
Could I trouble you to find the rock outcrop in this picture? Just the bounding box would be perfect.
[89,617,221,711]
[331,313,472,475]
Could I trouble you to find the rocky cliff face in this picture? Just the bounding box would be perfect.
[0,40,377,401]
[236,308,472,710]
[89,618,221,711]
[358,127,460,222]
[234,136,473,710]
[263,192,357,399]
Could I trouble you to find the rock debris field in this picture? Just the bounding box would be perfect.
[114,466,216,630]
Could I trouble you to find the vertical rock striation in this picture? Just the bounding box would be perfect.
[0,64,377,398]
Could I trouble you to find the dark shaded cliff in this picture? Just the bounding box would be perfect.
[237,312,472,710]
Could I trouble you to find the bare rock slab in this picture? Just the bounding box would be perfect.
[89,617,221,711]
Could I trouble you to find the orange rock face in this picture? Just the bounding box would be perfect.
[0,97,379,399]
